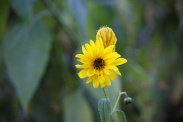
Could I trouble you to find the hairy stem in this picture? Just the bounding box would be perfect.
[111,91,128,114]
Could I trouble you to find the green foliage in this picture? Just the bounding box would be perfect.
[9,0,37,22]
[3,20,51,109]
[112,110,127,122]
[63,91,93,122]
[0,0,183,121]
[98,98,111,122]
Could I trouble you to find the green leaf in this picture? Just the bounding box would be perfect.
[63,91,93,122]
[98,98,111,122]
[67,0,87,39]
[112,110,127,122]
[3,20,52,109]
[9,0,37,22]
[128,62,151,82]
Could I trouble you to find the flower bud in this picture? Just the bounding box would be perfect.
[96,26,117,49]
[124,97,133,105]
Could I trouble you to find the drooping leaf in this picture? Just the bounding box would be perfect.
[3,20,52,109]
[112,110,127,122]
[98,98,111,122]
[63,91,93,122]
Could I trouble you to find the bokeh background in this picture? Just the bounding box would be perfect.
[0,0,183,122]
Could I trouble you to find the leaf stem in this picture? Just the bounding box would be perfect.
[111,91,127,114]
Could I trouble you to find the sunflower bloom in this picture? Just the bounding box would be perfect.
[75,39,127,88]
[96,26,117,49]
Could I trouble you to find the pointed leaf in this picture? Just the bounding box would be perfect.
[3,20,51,109]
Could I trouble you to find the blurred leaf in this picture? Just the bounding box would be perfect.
[112,110,127,122]
[115,0,133,22]
[3,20,52,109]
[98,98,111,122]
[0,0,9,35]
[125,62,154,121]
[86,1,116,39]
[9,0,37,22]
[67,0,88,39]
[127,62,151,83]
[63,90,93,122]
[114,0,136,44]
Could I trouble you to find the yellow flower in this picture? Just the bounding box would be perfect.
[96,26,117,49]
[75,39,127,88]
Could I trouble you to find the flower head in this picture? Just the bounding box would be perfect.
[75,39,127,88]
[96,26,117,49]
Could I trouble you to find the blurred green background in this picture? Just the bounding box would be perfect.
[0,0,183,122]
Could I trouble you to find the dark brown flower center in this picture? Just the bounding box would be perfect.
[93,58,105,70]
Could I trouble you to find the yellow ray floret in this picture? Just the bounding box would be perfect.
[75,39,127,88]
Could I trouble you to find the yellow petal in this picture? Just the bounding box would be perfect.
[78,59,92,64]
[112,58,127,65]
[103,45,114,57]
[78,69,88,78]
[95,39,104,57]
[106,65,118,71]
[98,74,105,83]
[82,45,87,54]
[103,52,113,60]
[87,69,95,76]
[93,76,99,88]
[85,44,93,56]
[105,53,121,64]
[86,76,93,84]
[115,69,122,76]
[106,80,111,86]
[103,74,111,86]
[90,40,95,49]
[109,72,116,80]
[100,83,105,88]
[75,54,84,58]
[75,65,83,68]
[103,68,111,75]
[94,69,100,75]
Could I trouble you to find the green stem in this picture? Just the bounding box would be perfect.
[103,87,108,98]
[111,91,127,114]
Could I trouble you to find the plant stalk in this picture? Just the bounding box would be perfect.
[111,91,127,114]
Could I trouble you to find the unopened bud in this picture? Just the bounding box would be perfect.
[124,97,133,105]
[96,26,117,49]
